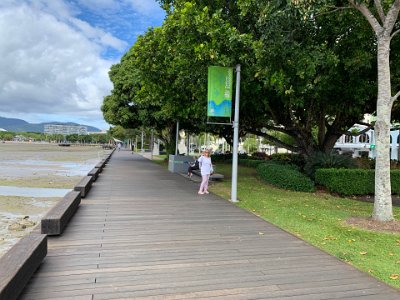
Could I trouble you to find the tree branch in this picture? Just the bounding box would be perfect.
[391,29,400,39]
[356,121,374,127]
[259,123,295,135]
[250,129,299,153]
[345,125,374,136]
[349,0,382,34]
[391,90,400,106]
[374,0,386,24]
[384,0,400,35]
[315,6,352,18]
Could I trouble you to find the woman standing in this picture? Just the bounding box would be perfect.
[197,149,213,194]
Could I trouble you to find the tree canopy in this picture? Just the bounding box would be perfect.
[102,0,399,156]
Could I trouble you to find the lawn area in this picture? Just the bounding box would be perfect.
[209,163,400,289]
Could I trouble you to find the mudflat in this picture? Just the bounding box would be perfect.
[0,142,107,256]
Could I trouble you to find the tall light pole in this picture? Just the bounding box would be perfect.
[231,64,241,203]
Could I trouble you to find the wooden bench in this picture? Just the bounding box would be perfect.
[192,170,225,180]
[41,190,81,235]
[87,167,101,181]
[0,234,47,300]
[95,159,106,173]
[74,176,93,198]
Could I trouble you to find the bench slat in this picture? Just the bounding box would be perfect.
[41,190,81,235]
[74,176,93,198]
[0,234,47,300]
[87,167,101,181]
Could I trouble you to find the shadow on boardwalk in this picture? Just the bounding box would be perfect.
[20,151,400,299]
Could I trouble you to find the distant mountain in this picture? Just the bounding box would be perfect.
[0,116,101,133]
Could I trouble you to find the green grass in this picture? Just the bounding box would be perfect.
[209,163,400,289]
[153,154,168,160]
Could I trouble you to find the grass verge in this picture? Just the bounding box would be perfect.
[209,163,400,289]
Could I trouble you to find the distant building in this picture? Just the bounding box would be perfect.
[334,124,400,160]
[44,124,88,135]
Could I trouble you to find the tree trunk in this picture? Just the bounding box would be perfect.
[160,124,176,155]
[373,37,394,221]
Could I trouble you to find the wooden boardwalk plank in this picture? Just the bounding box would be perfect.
[19,151,400,299]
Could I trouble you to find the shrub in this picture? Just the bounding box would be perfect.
[256,163,315,192]
[354,157,375,169]
[315,168,400,195]
[239,159,269,168]
[305,151,355,179]
[212,153,249,162]
[211,153,232,162]
[270,153,306,170]
[251,152,269,159]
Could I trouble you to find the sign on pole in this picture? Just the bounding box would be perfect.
[207,66,233,118]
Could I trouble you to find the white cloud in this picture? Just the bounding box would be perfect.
[0,1,127,129]
[70,18,128,50]
[127,0,164,16]
[76,0,163,16]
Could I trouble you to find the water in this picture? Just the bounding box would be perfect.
[0,159,95,177]
[0,143,107,257]
[0,186,70,197]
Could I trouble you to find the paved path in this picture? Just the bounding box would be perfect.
[20,151,400,299]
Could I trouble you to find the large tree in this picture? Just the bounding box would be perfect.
[347,0,400,221]
[155,0,376,155]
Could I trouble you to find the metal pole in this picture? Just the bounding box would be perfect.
[141,130,144,153]
[150,129,154,160]
[231,64,241,203]
[175,121,179,155]
[187,133,190,155]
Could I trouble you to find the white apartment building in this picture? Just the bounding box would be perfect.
[44,124,88,135]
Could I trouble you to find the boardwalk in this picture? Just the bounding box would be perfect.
[20,151,400,300]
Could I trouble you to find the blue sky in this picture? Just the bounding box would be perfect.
[0,0,165,130]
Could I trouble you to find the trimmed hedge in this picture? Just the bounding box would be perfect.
[256,163,315,192]
[315,168,400,196]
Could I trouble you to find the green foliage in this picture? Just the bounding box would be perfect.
[0,132,14,141]
[211,153,232,162]
[103,0,383,157]
[0,131,111,144]
[270,153,306,169]
[211,153,250,162]
[251,152,269,159]
[315,169,400,195]
[239,159,266,168]
[243,136,258,153]
[354,157,375,169]
[305,151,356,179]
[256,162,315,192]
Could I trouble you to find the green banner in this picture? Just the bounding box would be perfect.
[207,66,233,117]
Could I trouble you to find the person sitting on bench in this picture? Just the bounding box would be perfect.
[187,158,200,177]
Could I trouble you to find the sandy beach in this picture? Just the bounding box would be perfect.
[0,142,108,256]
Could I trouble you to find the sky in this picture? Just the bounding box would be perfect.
[0,0,165,130]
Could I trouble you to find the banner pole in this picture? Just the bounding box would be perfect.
[231,64,241,203]
[175,121,179,155]
[141,130,144,153]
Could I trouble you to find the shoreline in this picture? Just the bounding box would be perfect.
[0,142,107,256]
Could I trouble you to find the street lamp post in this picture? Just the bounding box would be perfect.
[231,64,241,203]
